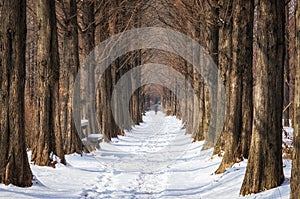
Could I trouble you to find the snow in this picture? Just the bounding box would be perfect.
[81,120,88,127]
[0,111,291,198]
[87,134,103,139]
[283,126,294,159]
[283,126,294,146]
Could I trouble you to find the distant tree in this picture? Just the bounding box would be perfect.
[0,0,33,186]
[156,0,215,142]
[291,0,300,197]
[240,0,285,195]
[31,0,66,166]
[95,0,144,140]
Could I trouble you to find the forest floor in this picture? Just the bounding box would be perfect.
[0,111,292,199]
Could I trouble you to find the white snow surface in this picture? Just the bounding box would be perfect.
[81,120,89,127]
[0,111,291,199]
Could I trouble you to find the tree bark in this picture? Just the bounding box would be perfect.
[215,0,254,173]
[58,0,83,154]
[291,0,300,197]
[194,0,218,144]
[213,0,234,156]
[239,0,254,159]
[283,3,291,127]
[240,0,285,195]
[0,0,33,186]
[214,0,244,173]
[78,0,97,137]
[31,0,66,166]
[25,0,38,149]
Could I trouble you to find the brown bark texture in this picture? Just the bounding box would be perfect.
[0,0,33,187]
[240,0,285,195]
[291,0,300,198]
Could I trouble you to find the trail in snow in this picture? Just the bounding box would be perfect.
[81,111,190,198]
[0,111,291,199]
[78,111,291,199]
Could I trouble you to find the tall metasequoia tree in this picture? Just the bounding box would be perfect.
[24,0,38,149]
[158,0,213,140]
[200,0,218,146]
[289,1,296,126]
[95,0,120,140]
[95,0,112,140]
[31,0,66,166]
[0,0,33,187]
[213,0,239,170]
[240,0,285,195]
[167,0,218,146]
[130,0,144,127]
[58,0,83,154]
[95,0,144,140]
[105,0,123,138]
[283,2,291,127]
[239,2,254,159]
[77,0,97,137]
[215,0,254,173]
[291,0,300,197]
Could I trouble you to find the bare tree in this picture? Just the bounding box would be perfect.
[57,0,83,154]
[77,0,97,137]
[240,0,285,195]
[0,0,33,186]
[215,0,254,174]
[31,0,66,166]
[25,0,38,149]
[291,0,300,197]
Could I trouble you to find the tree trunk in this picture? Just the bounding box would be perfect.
[240,0,285,195]
[104,0,120,139]
[291,0,300,197]
[214,0,243,173]
[213,0,233,156]
[191,0,218,144]
[58,0,83,154]
[215,0,254,173]
[78,0,97,137]
[239,0,254,159]
[0,0,33,187]
[283,3,291,127]
[95,0,110,141]
[31,0,66,166]
[200,0,220,150]
[25,0,38,149]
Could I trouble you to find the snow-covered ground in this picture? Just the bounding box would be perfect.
[0,111,291,199]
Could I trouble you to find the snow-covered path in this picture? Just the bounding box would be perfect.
[78,111,291,199]
[80,111,198,198]
[0,111,291,198]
